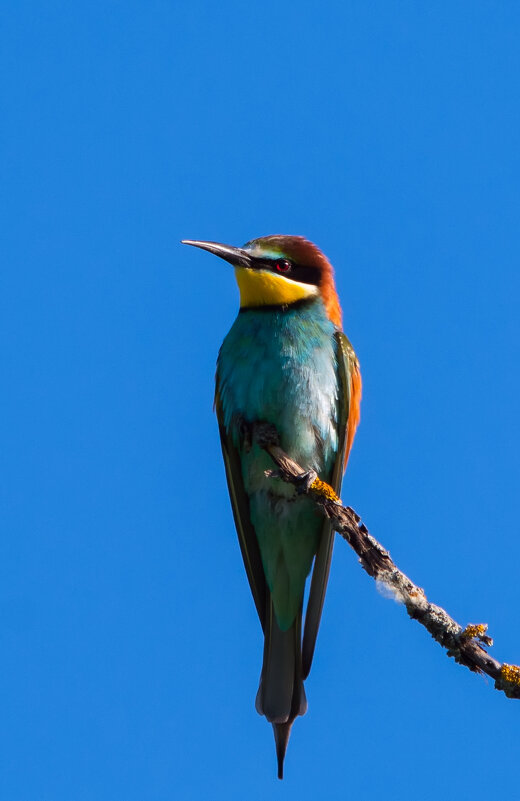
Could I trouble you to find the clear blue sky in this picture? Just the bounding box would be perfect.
[2,2,519,799]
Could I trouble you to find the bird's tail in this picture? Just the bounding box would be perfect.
[255,601,307,779]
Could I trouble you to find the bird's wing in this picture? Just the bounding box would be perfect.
[215,386,267,631]
[342,335,362,470]
[301,331,361,678]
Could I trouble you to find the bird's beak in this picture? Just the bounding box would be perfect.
[181,239,253,269]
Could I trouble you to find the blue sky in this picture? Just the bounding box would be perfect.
[2,2,520,799]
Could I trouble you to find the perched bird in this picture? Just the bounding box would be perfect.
[182,236,361,778]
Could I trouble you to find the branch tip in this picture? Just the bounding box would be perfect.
[496,664,520,699]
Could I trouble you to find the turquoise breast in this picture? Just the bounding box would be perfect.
[216,297,341,628]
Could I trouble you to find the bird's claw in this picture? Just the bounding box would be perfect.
[294,469,318,494]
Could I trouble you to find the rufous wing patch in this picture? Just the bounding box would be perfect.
[344,361,362,469]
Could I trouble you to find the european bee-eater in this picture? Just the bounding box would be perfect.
[182,236,361,778]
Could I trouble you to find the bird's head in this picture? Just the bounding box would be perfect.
[182,235,342,327]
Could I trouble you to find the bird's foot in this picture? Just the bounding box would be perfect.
[294,469,318,495]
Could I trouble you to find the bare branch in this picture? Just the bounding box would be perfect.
[253,422,520,700]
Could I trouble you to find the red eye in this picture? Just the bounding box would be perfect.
[276,260,291,273]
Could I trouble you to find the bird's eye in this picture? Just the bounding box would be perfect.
[275,260,291,273]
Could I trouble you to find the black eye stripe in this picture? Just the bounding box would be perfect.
[255,258,321,286]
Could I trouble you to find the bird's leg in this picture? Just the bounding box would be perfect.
[294,469,319,495]
[253,421,280,448]
[253,422,341,502]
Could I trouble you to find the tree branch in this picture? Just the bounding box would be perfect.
[253,422,520,700]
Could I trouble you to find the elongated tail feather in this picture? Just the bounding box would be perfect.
[273,722,292,780]
[255,600,307,778]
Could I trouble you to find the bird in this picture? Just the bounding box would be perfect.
[181,235,361,778]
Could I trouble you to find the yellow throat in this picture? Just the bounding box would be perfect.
[234,267,318,308]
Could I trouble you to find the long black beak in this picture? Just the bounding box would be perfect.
[181,239,252,269]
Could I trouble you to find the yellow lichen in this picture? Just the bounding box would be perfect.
[500,663,520,686]
[461,624,488,640]
[310,477,341,503]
